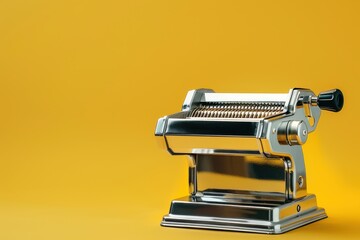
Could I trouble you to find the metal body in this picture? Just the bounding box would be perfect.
[155,88,343,234]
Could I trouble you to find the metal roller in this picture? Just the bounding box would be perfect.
[189,102,285,118]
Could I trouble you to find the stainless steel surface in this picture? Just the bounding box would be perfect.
[161,194,327,234]
[196,155,287,202]
[166,135,261,155]
[188,156,197,196]
[155,87,343,234]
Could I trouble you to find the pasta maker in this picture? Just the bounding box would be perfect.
[155,88,343,234]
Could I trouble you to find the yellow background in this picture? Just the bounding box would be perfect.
[0,0,359,239]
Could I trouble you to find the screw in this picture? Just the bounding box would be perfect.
[297,205,301,212]
[302,129,307,136]
[272,128,276,134]
[298,176,304,188]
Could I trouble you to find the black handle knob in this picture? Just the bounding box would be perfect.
[317,89,344,112]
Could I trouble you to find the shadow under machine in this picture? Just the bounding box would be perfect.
[155,88,343,234]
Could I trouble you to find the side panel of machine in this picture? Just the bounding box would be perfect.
[196,155,287,202]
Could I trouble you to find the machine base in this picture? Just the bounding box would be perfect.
[161,194,327,234]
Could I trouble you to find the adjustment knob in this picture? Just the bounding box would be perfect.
[318,89,344,112]
[277,121,308,146]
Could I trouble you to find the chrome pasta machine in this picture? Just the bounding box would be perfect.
[155,88,343,234]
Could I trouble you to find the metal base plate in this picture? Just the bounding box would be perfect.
[161,194,327,234]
